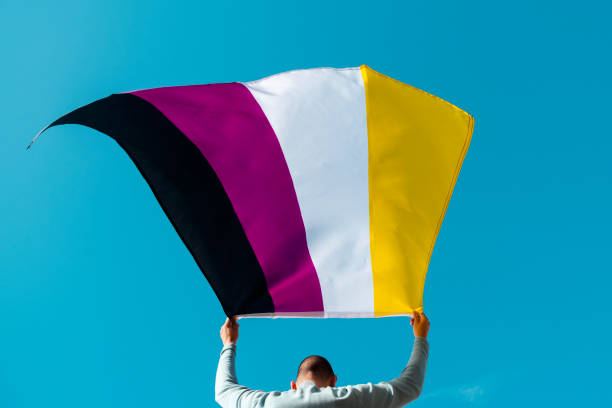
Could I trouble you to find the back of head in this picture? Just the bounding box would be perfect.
[296,355,335,387]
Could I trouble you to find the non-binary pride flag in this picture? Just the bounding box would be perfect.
[33,65,474,318]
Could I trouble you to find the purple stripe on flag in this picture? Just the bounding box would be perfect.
[131,83,324,313]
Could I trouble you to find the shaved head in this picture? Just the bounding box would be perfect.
[297,355,335,384]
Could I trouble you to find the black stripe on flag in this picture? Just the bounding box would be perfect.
[42,93,275,316]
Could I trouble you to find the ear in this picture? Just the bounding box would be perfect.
[290,380,297,390]
[330,375,338,387]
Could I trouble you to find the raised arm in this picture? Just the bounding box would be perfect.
[214,317,268,408]
[348,311,430,408]
[387,312,430,405]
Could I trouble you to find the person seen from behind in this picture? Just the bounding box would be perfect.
[215,311,430,407]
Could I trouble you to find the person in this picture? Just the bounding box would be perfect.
[215,311,430,407]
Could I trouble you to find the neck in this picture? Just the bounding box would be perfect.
[299,377,329,388]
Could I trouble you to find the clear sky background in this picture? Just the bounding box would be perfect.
[2,1,610,406]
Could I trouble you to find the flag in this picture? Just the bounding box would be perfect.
[33,65,474,318]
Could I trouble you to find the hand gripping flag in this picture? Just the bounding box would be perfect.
[31,65,474,318]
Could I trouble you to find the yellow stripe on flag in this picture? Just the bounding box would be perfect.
[361,65,474,316]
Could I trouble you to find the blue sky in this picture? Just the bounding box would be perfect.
[2,1,610,406]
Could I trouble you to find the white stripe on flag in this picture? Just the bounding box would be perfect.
[243,67,374,315]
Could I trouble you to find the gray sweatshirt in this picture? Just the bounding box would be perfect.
[215,337,429,407]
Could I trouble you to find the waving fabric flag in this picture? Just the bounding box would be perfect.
[32,65,474,318]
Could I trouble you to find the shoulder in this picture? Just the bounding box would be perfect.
[329,382,396,405]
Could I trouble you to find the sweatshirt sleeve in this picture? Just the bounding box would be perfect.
[348,337,429,408]
[386,337,429,405]
[214,344,269,408]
